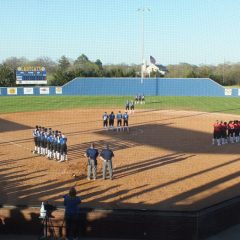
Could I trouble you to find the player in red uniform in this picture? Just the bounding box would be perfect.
[220,121,228,144]
[228,121,235,143]
[219,121,225,145]
[212,120,221,146]
[237,120,240,143]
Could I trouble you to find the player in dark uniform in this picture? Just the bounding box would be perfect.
[102,112,108,130]
[37,126,42,154]
[32,125,39,154]
[56,132,62,160]
[125,100,130,111]
[108,111,115,130]
[47,133,53,159]
[135,94,138,104]
[52,133,58,160]
[38,126,43,154]
[141,94,145,104]
[123,112,129,132]
[59,134,67,162]
[116,111,123,132]
[43,128,48,156]
[40,128,45,155]
[100,144,114,180]
[44,128,48,155]
[48,128,52,136]
[84,143,99,180]
[129,100,135,114]
[46,133,51,158]
[139,94,142,104]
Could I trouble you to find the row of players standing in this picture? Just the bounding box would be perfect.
[213,120,240,146]
[135,94,145,104]
[125,94,146,113]
[125,100,135,113]
[32,126,68,162]
[103,111,129,132]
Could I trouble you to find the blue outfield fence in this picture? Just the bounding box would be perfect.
[0,77,239,97]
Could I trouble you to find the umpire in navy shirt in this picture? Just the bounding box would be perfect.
[84,143,99,180]
[100,144,114,180]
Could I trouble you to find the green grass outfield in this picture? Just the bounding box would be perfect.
[1,96,240,115]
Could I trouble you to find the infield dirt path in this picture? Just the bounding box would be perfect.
[0,108,240,211]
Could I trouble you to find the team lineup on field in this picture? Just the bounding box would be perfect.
[32,126,68,162]
[0,95,239,211]
[0,102,238,209]
[212,120,240,146]
[31,98,144,181]
[31,96,146,163]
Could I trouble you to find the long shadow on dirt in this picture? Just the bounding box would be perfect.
[0,118,31,133]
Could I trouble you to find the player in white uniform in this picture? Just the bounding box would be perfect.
[102,112,109,130]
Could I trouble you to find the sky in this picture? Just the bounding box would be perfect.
[1,0,240,65]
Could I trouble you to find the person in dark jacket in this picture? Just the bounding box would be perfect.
[84,143,99,180]
[63,187,81,240]
[100,144,114,180]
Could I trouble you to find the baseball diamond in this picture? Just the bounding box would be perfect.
[0,106,240,212]
[2,1,240,238]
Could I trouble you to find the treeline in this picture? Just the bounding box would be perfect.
[0,54,240,87]
[166,63,240,86]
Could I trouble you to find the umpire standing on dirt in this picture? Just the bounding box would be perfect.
[100,144,114,180]
[84,143,99,180]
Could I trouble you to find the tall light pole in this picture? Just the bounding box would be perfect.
[138,7,150,83]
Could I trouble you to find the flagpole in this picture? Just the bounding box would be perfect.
[138,7,150,84]
[141,8,145,82]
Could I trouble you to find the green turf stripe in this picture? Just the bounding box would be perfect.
[1,96,240,115]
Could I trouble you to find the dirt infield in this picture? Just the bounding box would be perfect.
[0,108,240,211]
